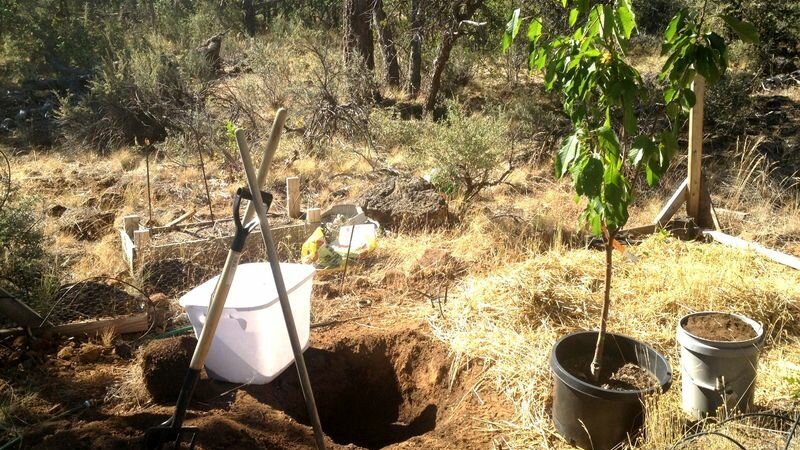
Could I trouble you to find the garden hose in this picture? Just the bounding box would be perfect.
[670,411,800,450]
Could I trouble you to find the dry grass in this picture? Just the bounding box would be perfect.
[430,232,800,449]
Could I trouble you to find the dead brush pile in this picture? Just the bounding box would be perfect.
[431,235,800,448]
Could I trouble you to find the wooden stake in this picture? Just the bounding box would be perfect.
[0,287,45,328]
[133,229,151,249]
[306,207,321,224]
[286,177,301,219]
[687,75,705,221]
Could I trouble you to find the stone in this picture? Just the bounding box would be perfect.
[361,176,448,229]
[57,346,74,360]
[77,343,104,363]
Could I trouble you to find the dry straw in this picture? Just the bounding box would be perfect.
[431,234,800,449]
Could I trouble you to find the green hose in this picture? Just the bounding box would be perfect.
[150,325,193,340]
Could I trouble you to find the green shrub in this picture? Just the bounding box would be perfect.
[424,104,515,209]
[0,194,47,301]
[57,37,203,151]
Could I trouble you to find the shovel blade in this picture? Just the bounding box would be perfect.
[143,426,199,450]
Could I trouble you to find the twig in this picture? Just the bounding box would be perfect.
[310,315,368,329]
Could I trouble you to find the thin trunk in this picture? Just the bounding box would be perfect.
[590,228,616,382]
[243,0,256,37]
[424,32,455,112]
[372,0,400,86]
[407,0,423,98]
[423,0,483,112]
[343,0,375,70]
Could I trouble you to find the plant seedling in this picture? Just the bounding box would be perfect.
[505,0,757,381]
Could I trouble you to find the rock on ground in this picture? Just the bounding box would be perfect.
[139,335,197,403]
[360,176,448,229]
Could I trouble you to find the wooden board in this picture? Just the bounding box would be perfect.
[655,179,688,226]
[0,287,45,328]
[703,230,800,270]
[40,313,149,337]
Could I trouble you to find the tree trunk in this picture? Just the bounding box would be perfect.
[423,0,483,112]
[343,0,375,70]
[424,32,455,112]
[407,0,423,98]
[372,0,400,87]
[590,228,616,382]
[243,0,256,37]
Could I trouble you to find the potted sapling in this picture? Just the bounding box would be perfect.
[658,6,765,419]
[504,1,677,448]
[505,0,761,446]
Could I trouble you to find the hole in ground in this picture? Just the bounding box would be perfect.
[249,330,446,449]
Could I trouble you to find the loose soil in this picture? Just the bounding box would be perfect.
[16,323,506,450]
[682,312,758,342]
[140,335,197,403]
[564,355,659,391]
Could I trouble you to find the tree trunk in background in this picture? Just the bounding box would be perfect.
[424,0,483,112]
[372,0,400,87]
[407,0,423,98]
[343,0,375,70]
[243,0,256,37]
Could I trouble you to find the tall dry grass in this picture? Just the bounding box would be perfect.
[431,233,800,449]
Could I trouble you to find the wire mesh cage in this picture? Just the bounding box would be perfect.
[39,277,150,327]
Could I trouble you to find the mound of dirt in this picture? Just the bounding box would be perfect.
[58,207,115,241]
[361,176,448,229]
[140,335,197,403]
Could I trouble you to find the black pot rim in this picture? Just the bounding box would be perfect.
[550,331,672,400]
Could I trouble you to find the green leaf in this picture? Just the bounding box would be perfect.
[569,8,579,27]
[680,88,696,111]
[575,156,604,197]
[720,15,760,44]
[527,18,543,44]
[617,5,635,39]
[502,8,522,53]
[630,135,656,167]
[664,10,685,42]
[555,132,580,178]
[695,46,721,84]
[596,124,620,163]
[621,83,637,135]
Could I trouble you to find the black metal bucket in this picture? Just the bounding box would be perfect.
[550,331,672,450]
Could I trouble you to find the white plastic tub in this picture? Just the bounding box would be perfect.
[179,262,315,384]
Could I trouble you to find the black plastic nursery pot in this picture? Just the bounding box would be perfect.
[550,331,672,450]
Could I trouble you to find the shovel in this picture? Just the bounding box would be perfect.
[143,187,272,450]
[143,110,291,450]
[235,128,326,450]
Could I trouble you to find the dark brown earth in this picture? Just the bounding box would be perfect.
[16,323,507,450]
[140,335,197,403]
[565,355,659,391]
[683,312,757,342]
